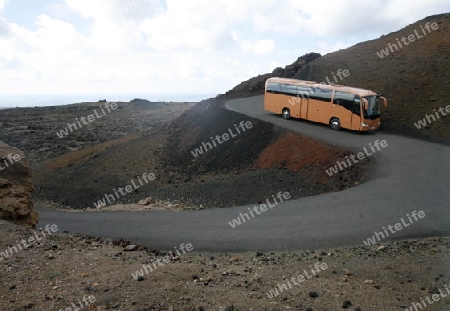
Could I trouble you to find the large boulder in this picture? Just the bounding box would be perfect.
[0,141,37,228]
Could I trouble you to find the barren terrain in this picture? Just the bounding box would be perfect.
[0,12,449,311]
[1,220,449,310]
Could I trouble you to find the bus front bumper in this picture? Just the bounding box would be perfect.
[360,120,381,131]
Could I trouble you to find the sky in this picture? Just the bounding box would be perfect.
[0,0,449,98]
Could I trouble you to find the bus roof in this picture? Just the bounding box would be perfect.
[266,77,378,97]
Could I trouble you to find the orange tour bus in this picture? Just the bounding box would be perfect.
[264,77,387,131]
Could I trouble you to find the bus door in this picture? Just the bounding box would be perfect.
[300,97,309,119]
[351,97,362,130]
[289,95,302,118]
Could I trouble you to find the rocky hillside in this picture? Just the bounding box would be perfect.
[0,142,37,228]
[224,13,450,143]
[33,97,372,210]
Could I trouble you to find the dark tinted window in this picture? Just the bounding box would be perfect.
[353,97,361,115]
[281,84,298,95]
[298,86,312,98]
[334,91,354,110]
[267,82,281,93]
[311,88,333,102]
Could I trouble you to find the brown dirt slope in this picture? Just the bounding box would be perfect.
[0,142,37,228]
[295,13,450,142]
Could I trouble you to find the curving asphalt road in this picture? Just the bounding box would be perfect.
[37,95,450,251]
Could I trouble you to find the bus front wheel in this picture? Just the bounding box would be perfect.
[330,118,340,131]
[282,108,291,120]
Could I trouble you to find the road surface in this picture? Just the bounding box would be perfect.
[38,96,450,251]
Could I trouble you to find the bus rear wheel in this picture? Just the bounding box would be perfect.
[282,108,291,120]
[330,118,340,131]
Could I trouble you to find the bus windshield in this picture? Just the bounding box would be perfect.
[363,96,381,119]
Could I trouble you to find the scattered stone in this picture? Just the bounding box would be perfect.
[364,279,374,284]
[232,256,239,262]
[138,197,156,206]
[137,276,145,282]
[123,245,139,252]
[342,300,352,308]
[309,291,319,298]
[429,288,440,295]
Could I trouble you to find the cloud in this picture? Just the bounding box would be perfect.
[0,0,448,96]
[241,40,275,55]
[315,40,348,56]
[0,17,10,37]
[251,0,450,36]
[0,0,8,11]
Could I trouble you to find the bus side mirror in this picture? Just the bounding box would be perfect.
[380,96,388,107]
[362,98,369,110]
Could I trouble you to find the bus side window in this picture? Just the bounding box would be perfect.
[282,84,298,95]
[334,91,353,111]
[312,88,333,102]
[267,82,281,94]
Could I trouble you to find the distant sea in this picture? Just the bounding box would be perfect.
[0,94,216,108]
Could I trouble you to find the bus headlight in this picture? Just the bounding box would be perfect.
[362,122,369,127]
